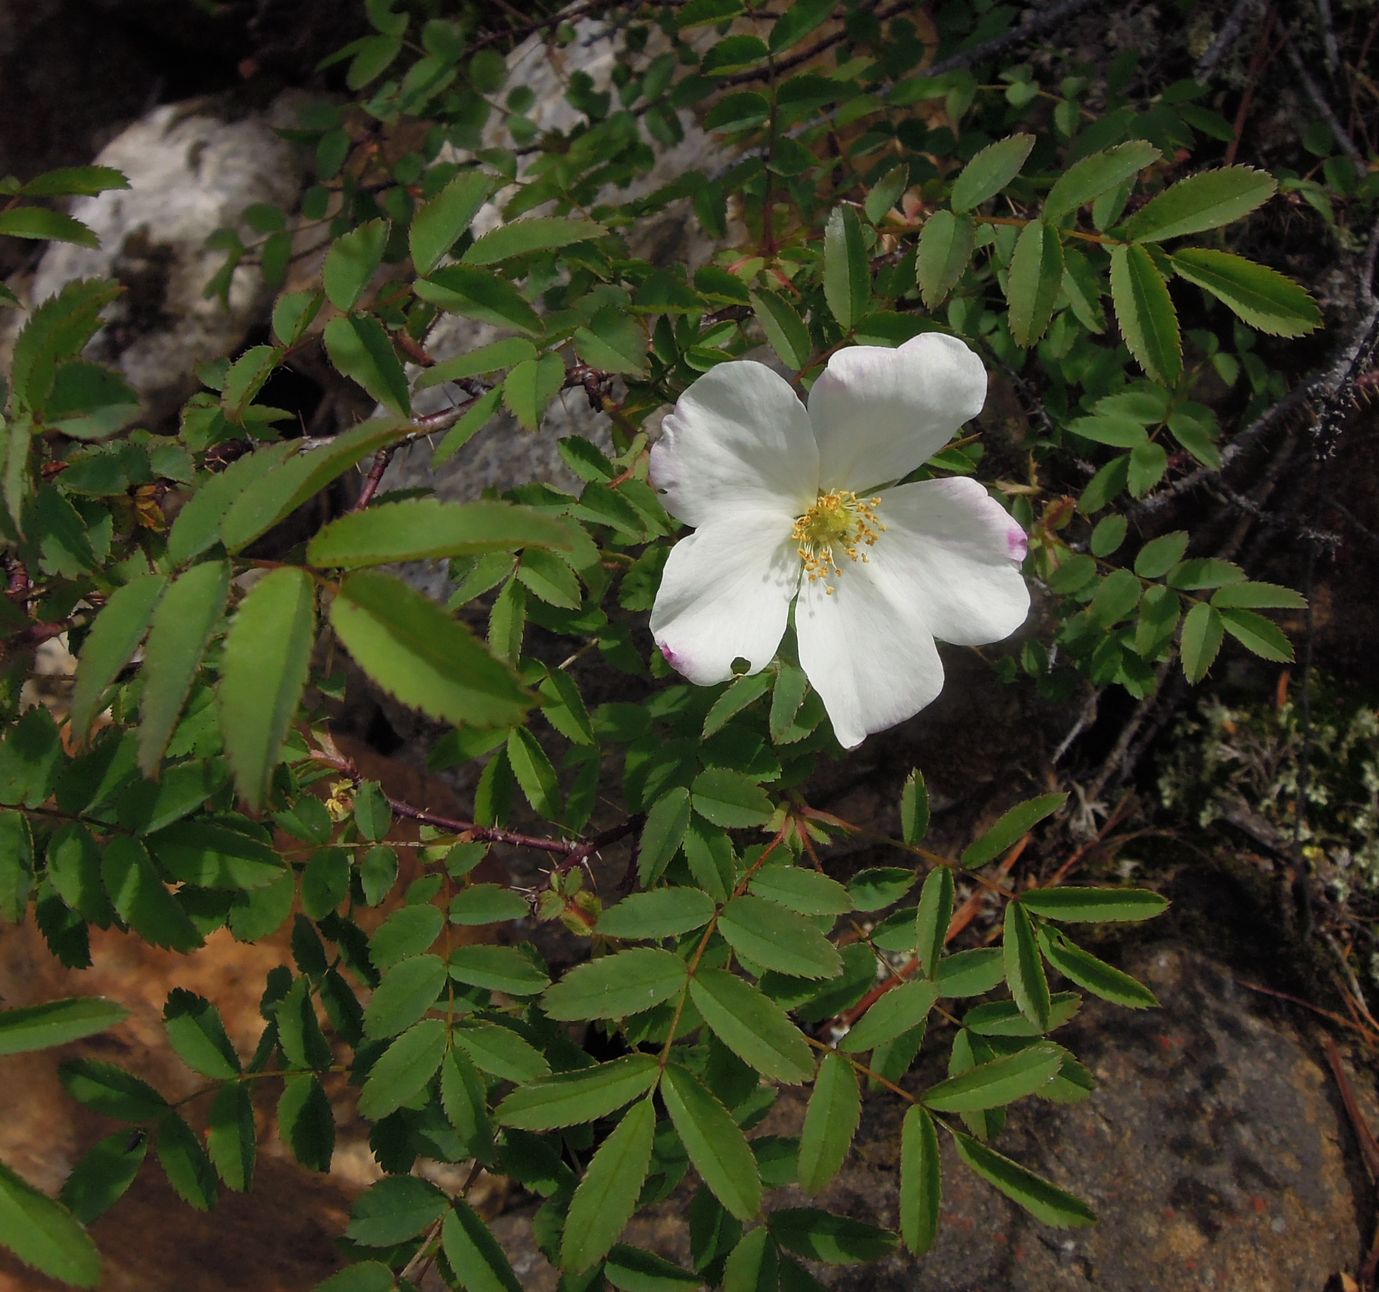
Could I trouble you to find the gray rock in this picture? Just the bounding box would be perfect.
[381,17,716,506]
[19,100,306,426]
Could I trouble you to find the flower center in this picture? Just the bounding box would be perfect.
[792,490,884,593]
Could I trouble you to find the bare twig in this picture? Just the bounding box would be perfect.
[1284,38,1362,162]
[1194,0,1266,78]
[924,0,1106,77]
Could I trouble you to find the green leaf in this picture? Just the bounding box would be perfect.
[502,353,565,431]
[0,206,98,248]
[449,945,549,996]
[316,1263,397,1292]
[324,219,389,312]
[0,811,32,923]
[1038,928,1158,1008]
[847,866,915,910]
[1042,140,1160,224]
[921,1043,1062,1112]
[1211,581,1307,611]
[574,307,647,376]
[702,34,768,74]
[1006,219,1063,348]
[330,569,533,728]
[961,793,1066,868]
[1170,248,1319,337]
[221,423,406,556]
[840,980,938,1053]
[277,1074,334,1172]
[769,1208,897,1264]
[768,0,833,52]
[1168,557,1245,590]
[371,903,445,967]
[163,989,240,1079]
[496,1054,661,1130]
[418,338,536,390]
[961,994,1081,1037]
[1003,903,1051,1032]
[1110,244,1182,385]
[155,1111,217,1211]
[750,290,811,369]
[464,216,605,266]
[0,1160,101,1287]
[323,315,411,416]
[1219,607,1295,662]
[692,768,773,828]
[310,499,574,569]
[916,210,975,309]
[410,171,494,276]
[899,769,930,844]
[596,886,716,939]
[864,164,909,225]
[542,947,686,1020]
[768,664,808,744]
[10,278,120,413]
[60,1059,167,1120]
[823,205,869,331]
[797,1052,861,1194]
[505,727,562,818]
[718,895,841,979]
[1180,601,1224,683]
[914,868,953,978]
[221,344,280,421]
[561,1099,656,1272]
[448,884,529,927]
[101,836,203,952]
[348,1175,448,1246]
[206,1084,256,1191]
[415,264,542,334]
[950,134,1035,213]
[454,1020,549,1083]
[0,997,127,1056]
[747,867,851,917]
[149,820,283,890]
[442,1202,524,1292]
[69,574,164,744]
[951,1132,1095,1227]
[690,969,813,1083]
[661,1065,761,1222]
[899,1106,940,1255]
[722,1228,777,1292]
[357,1018,447,1119]
[218,567,315,809]
[605,1245,703,1291]
[1019,886,1168,922]
[1133,531,1189,579]
[60,1130,148,1224]
[702,673,774,738]
[21,165,129,198]
[1121,166,1276,243]
[361,953,447,1039]
[936,947,1005,997]
[134,554,228,766]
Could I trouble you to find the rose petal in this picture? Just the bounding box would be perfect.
[794,558,947,750]
[650,360,819,528]
[874,477,1030,645]
[807,333,987,493]
[650,512,801,685]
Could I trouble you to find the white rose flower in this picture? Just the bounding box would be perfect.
[648,333,1030,749]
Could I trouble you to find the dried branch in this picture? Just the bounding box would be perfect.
[1194,0,1267,78]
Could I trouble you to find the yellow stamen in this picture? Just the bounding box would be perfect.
[791,490,885,594]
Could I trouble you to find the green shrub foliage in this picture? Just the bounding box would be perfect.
[0,0,1364,1285]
